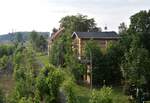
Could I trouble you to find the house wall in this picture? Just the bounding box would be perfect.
[79,39,117,56]
[72,36,80,57]
[72,37,118,59]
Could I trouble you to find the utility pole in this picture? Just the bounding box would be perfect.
[87,45,92,90]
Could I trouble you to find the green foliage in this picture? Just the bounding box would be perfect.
[129,10,150,52]
[62,71,79,103]
[106,43,124,85]
[18,97,32,103]
[118,22,127,35]
[0,55,9,70]
[83,40,124,86]
[122,43,150,85]
[36,65,64,103]
[84,40,104,85]
[49,14,100,82]
[59,14,100,32]
[9,47,39,103]
[50,14,99,65]
[66,55,84,81]
[30,31,47,52]
[89,87,113,103]
[121,10,150,88]
[33,90,40,103]
[49,34,72,66]
[0,45,14,58]
[0,44,14,73]
[64,81,79,103]
[0,87,5,103]
[38,35,47,52]
[15,32,24,45]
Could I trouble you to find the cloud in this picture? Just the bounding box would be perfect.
[0,0,150,34]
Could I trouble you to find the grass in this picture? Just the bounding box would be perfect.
[74,85,91,103]
[36,53,49,66]
[0,74,14,97]
[112,87,130,103]
[73,85,130,103]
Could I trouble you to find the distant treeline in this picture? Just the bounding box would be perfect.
[0,32,50,43]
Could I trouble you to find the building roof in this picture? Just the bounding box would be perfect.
[48,27,64,44]
[72,31,120,39]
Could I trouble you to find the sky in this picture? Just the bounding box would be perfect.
[0,0,150,35]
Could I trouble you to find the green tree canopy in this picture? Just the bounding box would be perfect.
[15,32,24,43]
[30,31,47,52]
[120,10,150,88]
[129,10,150,52]
[59,14,101,33]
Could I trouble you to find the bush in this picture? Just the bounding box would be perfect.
[63,80,79,103]
[36,65,64,103]
[18,97,32,103]
[89,87,113,103]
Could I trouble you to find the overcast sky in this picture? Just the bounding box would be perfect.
[0,0,149,34]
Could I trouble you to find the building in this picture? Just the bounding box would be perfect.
[48,30,120,85]
[72,31,120,85]
[72,31,120,58]
[48,27,64,55]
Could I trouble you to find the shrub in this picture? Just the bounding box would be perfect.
[89,87,113,103]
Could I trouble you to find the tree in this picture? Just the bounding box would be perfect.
[59,14,100,33]
[118,22,127,35]
[38,35,47,52]
[15,32,24,44]
[106,43,124,85]
[36,65,63,103]
[0,45,14,58]
[120,10,150,87]
[129,10,150,52]
[30,31,39,51]
[30,31,47,52]
[10,47,40,103]
[84,40,104,85]
[0,45,14,74]
[50,34,72,66]
[122,35,150,86]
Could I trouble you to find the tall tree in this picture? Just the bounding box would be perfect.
[59,14,99,33]
[129,10,150,52]
[122,35,150,86]
[120,10,150,89]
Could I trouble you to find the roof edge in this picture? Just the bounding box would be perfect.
[72,32,79,38]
